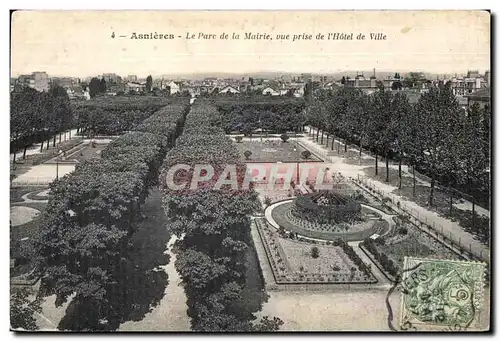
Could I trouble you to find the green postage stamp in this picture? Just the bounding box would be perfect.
[400,257,487,331]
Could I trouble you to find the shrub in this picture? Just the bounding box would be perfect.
[333,238,342,246]
[264,196,272,207]
[311,246,320,258]
[350,190,367,202]
[235,136,243,143]
[243,150,252,160]
[301,150,312,159]
[398,226,408,235]
[280,133,290,142]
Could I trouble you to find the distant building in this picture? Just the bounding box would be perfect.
[262,86,280,96]
[167,81,182,94]
[153,78,167,89]
[484,71,491,86]
[65,85,85,99]
[300,73,312,82]
[15,74,35,90]
[32,72,49,92]
[100,73,121,84]
[51,77,79,89]
[191,85,215,97]
[465,87,491,110]
[219,85,240,94]
[322,82,341,91]
[107,83,126,95]
[466,70,481,79]
[15,72,49,92]
[126,82,146,93]
[127,75,138,82]
[448,77,487,96]
[345,77,378,91]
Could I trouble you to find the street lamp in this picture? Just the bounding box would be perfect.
[56,149,62,180]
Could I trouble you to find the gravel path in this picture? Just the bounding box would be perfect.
[119,235,191,331]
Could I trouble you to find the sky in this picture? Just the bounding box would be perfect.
[10,10,491,78]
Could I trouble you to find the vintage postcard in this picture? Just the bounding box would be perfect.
[9,10,491,332]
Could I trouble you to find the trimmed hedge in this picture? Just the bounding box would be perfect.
[73,97,182,136]
[160,100,276,331]
[216,98,306,134]
[32,100,189,330]
[361,238,400,277]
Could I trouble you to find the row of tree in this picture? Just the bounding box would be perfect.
[216,99,306,135]
[31,103,190,330]
[88,75,155,98]
[11,86,73,162]
[160,100,283,331]
[307,84,490,222]
[72,96,175,136]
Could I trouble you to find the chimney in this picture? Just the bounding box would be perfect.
[373,68,376,79]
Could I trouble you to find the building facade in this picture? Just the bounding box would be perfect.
[14,72,49,92]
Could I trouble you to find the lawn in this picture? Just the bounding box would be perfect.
[66,143,107,163]
[359,165,491,246]
[235,140,322,162]
[46,142,108,164]
[394,182,490,245]
[279,238,356,274]
[10,201,48,265]
[313,138,375,165]
[363,166,419,189]
[227,232,270,322]
[10,186,44,203]
[374,217,462,269]
[25,188,51,201]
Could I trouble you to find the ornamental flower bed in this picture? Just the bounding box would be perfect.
[255,219,377,284]
[360,215,464,279]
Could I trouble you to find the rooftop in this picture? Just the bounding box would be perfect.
[465,87,490,99]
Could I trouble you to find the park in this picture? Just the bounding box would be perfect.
[10,84,491,332]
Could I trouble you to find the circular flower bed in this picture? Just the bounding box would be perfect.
[293,190,362,225]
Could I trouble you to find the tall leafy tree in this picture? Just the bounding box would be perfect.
[454,103,488,228]
[99,78,107,94]
[389,92,412,187]
[402,72,424,89]
[414,83,461,206]
[146,75,153,92]
[88,77,101,98]
[10,288,43,330]
[367,86,392,177]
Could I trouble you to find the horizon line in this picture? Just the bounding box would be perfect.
[10,68,489,80]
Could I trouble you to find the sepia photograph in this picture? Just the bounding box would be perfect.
[8,9,491,332]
